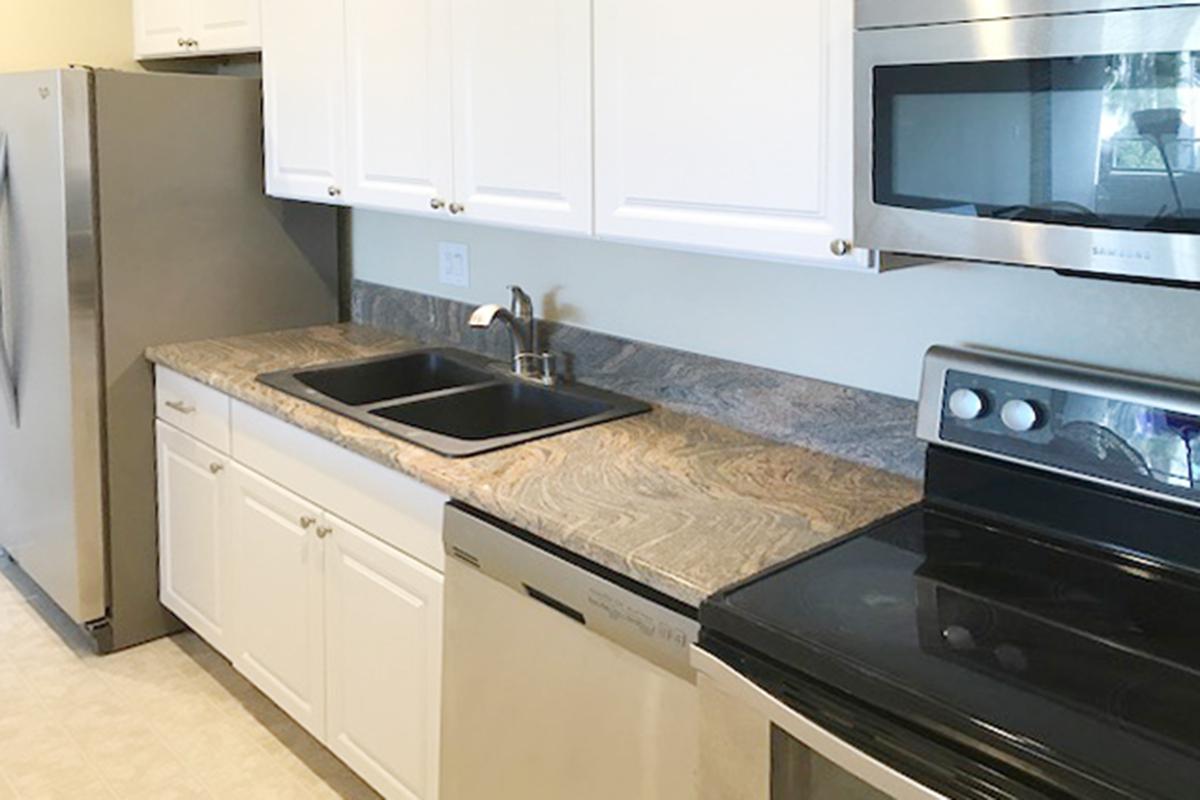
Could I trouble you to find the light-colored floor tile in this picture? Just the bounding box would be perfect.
[0,557,380,799]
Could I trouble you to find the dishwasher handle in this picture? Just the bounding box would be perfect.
[523,584,586,625]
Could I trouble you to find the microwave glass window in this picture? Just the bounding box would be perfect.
[874,52,1200,233]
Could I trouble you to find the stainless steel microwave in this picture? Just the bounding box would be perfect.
[855,1,1200,284]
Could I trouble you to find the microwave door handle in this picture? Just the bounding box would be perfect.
[0,134,19,428]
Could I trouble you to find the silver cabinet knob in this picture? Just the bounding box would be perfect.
[430,198,446,211]
[830,239,853,257]
[327,186,342,198]
[315,526,333,539]
[300,516,317,530]
[448,202,465,215]
[209,462,224,474]
[178,38,188,47]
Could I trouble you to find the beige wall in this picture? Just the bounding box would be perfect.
[0,0,139,73]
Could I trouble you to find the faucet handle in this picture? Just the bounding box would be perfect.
[537,352,557,386]
[508,285,533,320]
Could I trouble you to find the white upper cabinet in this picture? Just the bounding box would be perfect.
[192,0,262,55]
[262,0,347,204]
[449,0,593,234]
[134,0,261,59]
[594,0,866,267]
[344,0,455,215]
[261,0,867,265]
[134,0,194,57]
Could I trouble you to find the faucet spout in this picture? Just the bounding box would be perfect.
[470,286,546,381]
[468,303,514,330]
[468,302,533,357]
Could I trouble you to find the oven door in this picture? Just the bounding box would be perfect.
[855,5,1200,283]
[693,647,950,800]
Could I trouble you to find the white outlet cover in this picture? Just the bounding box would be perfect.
[438,242,471,288]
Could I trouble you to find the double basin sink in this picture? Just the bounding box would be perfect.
[258,349,650,457]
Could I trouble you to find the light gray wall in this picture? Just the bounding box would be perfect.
[351,210,1199,400]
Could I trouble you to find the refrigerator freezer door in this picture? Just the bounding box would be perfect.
[0,70,106,625]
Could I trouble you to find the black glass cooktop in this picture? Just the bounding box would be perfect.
[702,456,1200,799]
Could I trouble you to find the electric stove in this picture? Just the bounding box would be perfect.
[701,347,1200,799]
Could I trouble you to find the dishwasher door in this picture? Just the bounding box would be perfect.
[441,503,700,800]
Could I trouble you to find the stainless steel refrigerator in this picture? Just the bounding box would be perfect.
[0,68,338,651]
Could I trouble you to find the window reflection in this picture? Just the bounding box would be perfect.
[1098,53,1200,230]
[1058,395,1199,493]
[875,51,1200,233]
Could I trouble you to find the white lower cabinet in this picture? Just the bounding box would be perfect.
[156,421,233,658]
[229,463,327,739]
[325,513,444,800]
[154,380,446,800]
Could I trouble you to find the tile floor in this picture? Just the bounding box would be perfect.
[0,557,380,799]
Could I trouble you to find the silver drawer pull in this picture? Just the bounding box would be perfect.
[164,400,196,415]
[209,463,224,474]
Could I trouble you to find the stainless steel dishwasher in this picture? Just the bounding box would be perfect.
[441,503,700,800]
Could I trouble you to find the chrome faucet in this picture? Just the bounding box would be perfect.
[469,286,555,384]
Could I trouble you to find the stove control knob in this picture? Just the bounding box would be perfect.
[948,388,987,421]
[1001,399,1041,433]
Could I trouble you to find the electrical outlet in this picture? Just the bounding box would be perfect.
[438,242,471,288]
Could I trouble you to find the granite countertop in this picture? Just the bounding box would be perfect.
[146,324,922,607]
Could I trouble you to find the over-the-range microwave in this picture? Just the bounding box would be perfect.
[855,1,1200,285]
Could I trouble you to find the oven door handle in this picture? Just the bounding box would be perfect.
[0,133,19,428]
[691,646,950,800]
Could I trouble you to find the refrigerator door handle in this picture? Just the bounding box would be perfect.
[0,133,18,427]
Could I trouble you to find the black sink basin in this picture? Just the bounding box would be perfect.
[292,352,492,405]
[257,348,650,457]
[373,382,612,441]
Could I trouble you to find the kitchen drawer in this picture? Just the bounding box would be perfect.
[231,400,447,572]
[155,368,232,453]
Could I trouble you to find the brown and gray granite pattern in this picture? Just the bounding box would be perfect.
[352,280,926,479]
[146,324,922,607]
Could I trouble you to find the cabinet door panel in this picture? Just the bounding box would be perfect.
[229,464,326,738]
[345,0,454,213]
[450,0,592,233]
[156,422,231,656]
[193,0,262,55]
[325,514,443,800]
[262,0,347,203]
[134,0,193,59]
[594,0,865,266]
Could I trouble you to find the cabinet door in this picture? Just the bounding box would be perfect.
[156,422,232,657]
[449,0,592,234]
[325,513,443,800]
[192,0,262,55]
[262,0,347,203]
[134,0,194,59]
[229,464,326,738]
[344,0,454,214]
[594,0,865,267]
